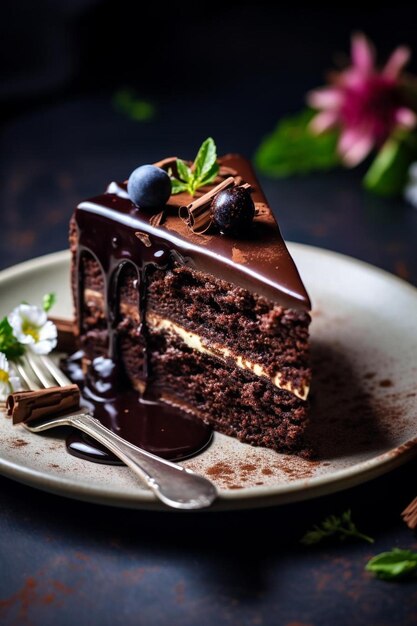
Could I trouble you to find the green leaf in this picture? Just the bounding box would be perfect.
[176,159,193,184]
[112,89,155,122]
[301,509,374,546]
[170,178,189,195]
[364,130,417,196]
[194,137,217,180]
[366,549,417,580]
[199,161,220,187]
[0,317,24,360]
[254,108,340,177]
[169,138,219,196]
[42,292,56,313]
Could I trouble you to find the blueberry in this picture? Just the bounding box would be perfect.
[127,165,171,209]
[211,187,255,234]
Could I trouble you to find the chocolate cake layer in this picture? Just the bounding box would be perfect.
[146,265,310,398]
[150,333,308,453]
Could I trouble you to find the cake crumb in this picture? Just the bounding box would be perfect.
[232,246,247,264]
[10,439,28,448]
[379,379,393,387]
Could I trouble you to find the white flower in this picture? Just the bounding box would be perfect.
[0,353,22,401]
[404,162,417,208]
[8,304,57,355]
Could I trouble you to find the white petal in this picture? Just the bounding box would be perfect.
[0,381,9,402]
[0,353,9,373]
[23,305,47,328]
[39,320,58,342]
[28,338,57,355]
[8,307,24,334]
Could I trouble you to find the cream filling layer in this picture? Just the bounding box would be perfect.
[147,313,309,400]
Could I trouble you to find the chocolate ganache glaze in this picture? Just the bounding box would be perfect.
[68,154,310,464]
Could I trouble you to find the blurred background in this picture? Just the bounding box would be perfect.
[2,0,417,277]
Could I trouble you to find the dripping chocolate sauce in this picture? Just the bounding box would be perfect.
[68,181,215,465]
[63,351,212,464]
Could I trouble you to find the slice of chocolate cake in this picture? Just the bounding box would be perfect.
[69,144,311,455]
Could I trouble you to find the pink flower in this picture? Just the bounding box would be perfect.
[308,33,416,166]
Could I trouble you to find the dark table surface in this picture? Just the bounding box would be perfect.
[1,90,417,626]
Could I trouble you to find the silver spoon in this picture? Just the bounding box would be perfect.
[23,411,217,510]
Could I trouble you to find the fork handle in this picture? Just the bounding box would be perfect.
[68,414,217,509]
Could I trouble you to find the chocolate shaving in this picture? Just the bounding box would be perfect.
[219,165,239,178]
[179,178,251,235]
[149,211,166,227]
[7,385,80,425]
[135,231,152,247]
[402,496,417,529]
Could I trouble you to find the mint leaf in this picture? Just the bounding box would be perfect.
[176,159,193,184]
[194,137,217,180]
[170,138,219,196]
[0,317,24,360]
[199,161,219,187]
[364,130,417,196]
[366,549,417,580]
[254,108,339,177]
[42,292,56,313]
[170,178,189,194]
[301,510,374,546]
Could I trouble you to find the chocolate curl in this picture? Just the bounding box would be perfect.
[179,177,235,234]
[7,385,80,425]
[402,496,417,530]
[179,178,252,235]
[149,211,166,227]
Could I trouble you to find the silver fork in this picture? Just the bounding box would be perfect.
[15,354,217,510]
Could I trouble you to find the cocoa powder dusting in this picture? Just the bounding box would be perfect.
[240,463,257,472]
[0,576,74,621]
[304,341,412,461]
[206,462,234,478]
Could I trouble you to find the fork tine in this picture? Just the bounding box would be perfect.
[15,359,41,390]
[23,354,56,388]
[39,355,72,387]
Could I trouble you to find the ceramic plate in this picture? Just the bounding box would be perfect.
[1,245,417,511]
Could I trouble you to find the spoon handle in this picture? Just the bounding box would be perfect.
[63,413,217,509]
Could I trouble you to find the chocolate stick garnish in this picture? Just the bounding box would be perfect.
[7,385,80,425]
[179,178,251,234]
[49,317,77,353]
